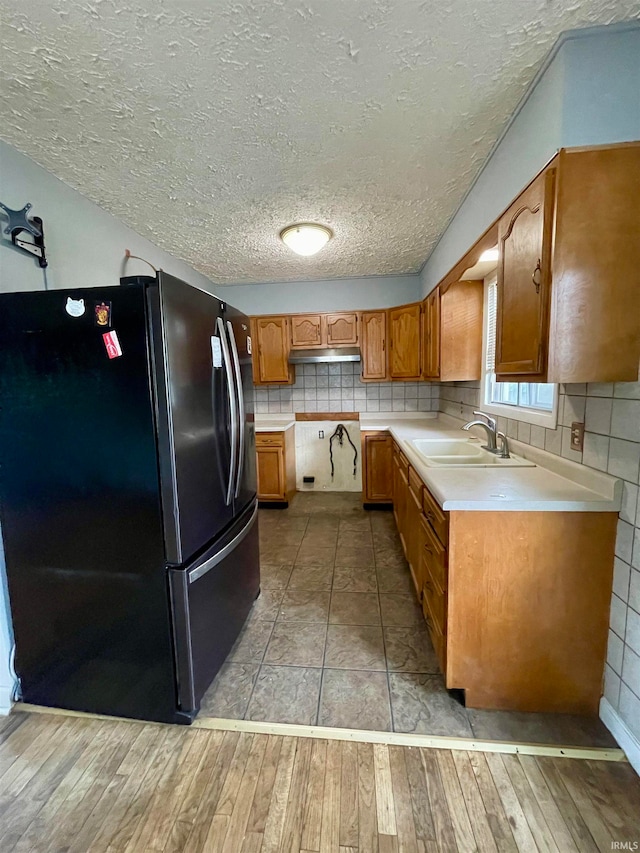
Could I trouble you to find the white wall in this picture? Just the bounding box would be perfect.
[218,274,421,315]
[420,22,640,296]
[0,139,228,713]
[0,140,218,296]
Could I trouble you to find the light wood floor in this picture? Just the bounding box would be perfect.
[0,711,638,852]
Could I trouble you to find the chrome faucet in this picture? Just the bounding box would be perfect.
[462,411,498,452]
[496,431,511,459]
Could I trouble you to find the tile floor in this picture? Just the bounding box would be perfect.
[201,492,616,746]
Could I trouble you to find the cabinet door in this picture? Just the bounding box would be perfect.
[251,317,293,384]
[495,169,555,377]
[326,313,358,347]
[291,314,323,348]
[256,446,285,501]
[439,280,483,382]
[406,481,423,600]
[363,433,393,503]
[422,289,440,379]
[360,311,387,381]
[389,304,422,379]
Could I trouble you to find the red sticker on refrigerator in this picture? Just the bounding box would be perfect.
[102,330,123,359]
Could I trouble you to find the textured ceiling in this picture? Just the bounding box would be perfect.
[1,2,638,285]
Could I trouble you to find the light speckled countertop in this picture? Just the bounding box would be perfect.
[359,413,621,512]
[254,415,295,432]
[254,413,621,512]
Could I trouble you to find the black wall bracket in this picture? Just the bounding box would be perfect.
[0,201,48,267]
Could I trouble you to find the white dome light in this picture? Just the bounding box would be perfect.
[280,223,333,256]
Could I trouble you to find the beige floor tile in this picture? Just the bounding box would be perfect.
[375,563,413,595]
[249,588,284,621]
[278,589,331,622]
[260,564,294,590]
[227,620,275,664]
[329,592,381,625]
[379,593,424,627]
[288,563,334,590]
[294,546,337,568]
[389,673,472,736]
[246,666,322,724]
[332,565,378,592]
[264,622,328,667]
[384,626,440,673]
[324,624,386,670]
[200,663,259,719]
[334,546,375,569]
[319,669,392,731]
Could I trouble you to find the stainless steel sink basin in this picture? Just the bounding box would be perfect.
[409,438,535,468]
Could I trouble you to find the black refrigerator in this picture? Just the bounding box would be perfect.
[0,272,259,723]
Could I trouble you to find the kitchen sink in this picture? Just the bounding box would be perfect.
[409,438,535,468]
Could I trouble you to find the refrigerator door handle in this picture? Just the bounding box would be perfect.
[187,503,258,584]
[226,320,245,499]
[216,316,237,506]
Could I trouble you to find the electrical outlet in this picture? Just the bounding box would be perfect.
[570,422,584,452]
[318,430,324,439]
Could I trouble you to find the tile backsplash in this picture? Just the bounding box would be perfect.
[254,363,439,414]
[440,379,640,743]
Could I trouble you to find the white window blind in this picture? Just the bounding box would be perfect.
[486,279,497,373]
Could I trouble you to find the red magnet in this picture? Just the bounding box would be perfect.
[102,330,122,359]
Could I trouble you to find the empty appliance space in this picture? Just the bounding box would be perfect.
[200,492,616,747]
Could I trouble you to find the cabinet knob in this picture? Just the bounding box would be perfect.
[532,259,542,294]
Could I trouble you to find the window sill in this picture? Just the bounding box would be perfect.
[481,400,558,429]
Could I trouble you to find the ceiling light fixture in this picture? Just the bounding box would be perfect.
[479,247,499,263]
[280,223,333,256]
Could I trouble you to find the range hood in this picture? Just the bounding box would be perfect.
[288,347,361,364]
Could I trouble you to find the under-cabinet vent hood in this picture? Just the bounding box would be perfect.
[288,347,361,364]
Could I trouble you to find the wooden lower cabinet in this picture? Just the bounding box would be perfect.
[361,431,393,504]
[256,430,296,505]
[390,440,617,714]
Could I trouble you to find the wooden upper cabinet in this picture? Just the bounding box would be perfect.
[495,168,556,379]
[389,303,422,380]
[360,311,387,381]
[325,312,358,346]
[250,316,294,385]
[422,289,441,380]
[440,280,483,382]
[290,314,323,349]
[548,145,640,383]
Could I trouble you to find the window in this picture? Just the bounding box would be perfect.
[482,276,558,428]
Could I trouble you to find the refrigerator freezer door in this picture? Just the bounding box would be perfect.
[149,273,234,564]
[225,306,257,515]
[0,286,177,723]
[169,501,260,713]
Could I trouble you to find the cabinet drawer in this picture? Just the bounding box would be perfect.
[421,514,447,591]
[408,467,423,504]
[422,484,449,546]
[256,432,284,447]
[422,573,446,634]
[422,594,446,674]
